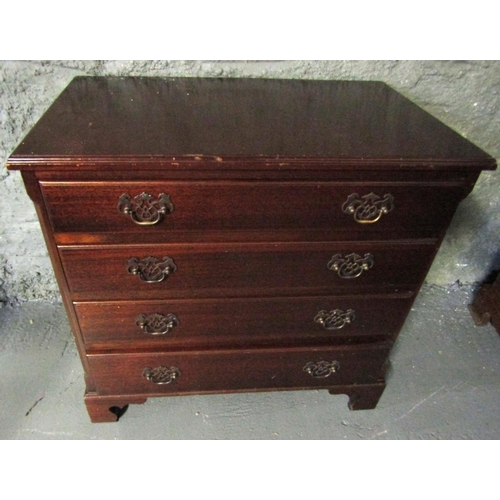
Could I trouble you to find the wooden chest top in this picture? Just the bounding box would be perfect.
[7,77,496,170]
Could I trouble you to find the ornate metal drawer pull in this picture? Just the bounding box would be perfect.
[127,256,177,283]
[328,252,374,279]
[303,360,340,378]
[314,309,355,330]
[117,192,174,225]
[136,313,179,335]
[342,192,394,224]
[142,366,181,385]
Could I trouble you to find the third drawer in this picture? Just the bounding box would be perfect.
[75,294,414,348]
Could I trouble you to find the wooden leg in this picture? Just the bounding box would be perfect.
[468,284,493,326]
[84,393,148,423]
[329,382,386,410]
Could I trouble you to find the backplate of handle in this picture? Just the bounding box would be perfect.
[314,309,355,330]
[142,366,181,384]
[342,192,394,224]
[117,192,174,225]
[127,256,177,283]
[136,313,179,335]
[303,360,340,378]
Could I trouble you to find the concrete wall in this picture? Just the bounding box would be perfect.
[1,60,499,305]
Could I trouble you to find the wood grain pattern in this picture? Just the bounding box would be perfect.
[87,342,392,396]
[40,180,466,240]
[8,77,495,169]
[59,241,437,300]
[75,294,414,348]
[35,168,477,182]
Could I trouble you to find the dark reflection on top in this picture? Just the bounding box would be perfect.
[12,76,493,162]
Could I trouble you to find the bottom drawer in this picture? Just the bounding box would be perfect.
[87,342,392,396]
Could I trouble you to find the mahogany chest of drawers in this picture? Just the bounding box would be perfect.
[7,77,496,422]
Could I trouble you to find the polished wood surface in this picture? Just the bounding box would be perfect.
[8,77,495,169]
[40,180,466,240]
[84,393,147,423]
[87,342,392,396]
[75,294,413,348]
[59,241,437,300]
[8,77,495,421]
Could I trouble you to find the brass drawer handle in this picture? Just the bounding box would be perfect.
[342,192,394,224]
[303,360,340,378]
[142,366,181,385]
[127,256,177,283]
[314,309,355,330]
[328,252,374,279]
[136,313,179,335]
[117,192,174,225]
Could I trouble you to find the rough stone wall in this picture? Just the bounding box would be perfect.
[1,60,499,304]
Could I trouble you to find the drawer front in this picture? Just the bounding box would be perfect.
[41,181,465,241]
[75,295,413,347]
[87,343,392,396]
[60,241,436,300]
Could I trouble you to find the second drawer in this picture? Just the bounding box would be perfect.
[60,241,436,300]
[75,294,414,348]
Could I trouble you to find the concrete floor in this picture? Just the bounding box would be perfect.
[1,285,499,440]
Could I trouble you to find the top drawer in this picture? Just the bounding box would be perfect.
[40,180,466,243]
